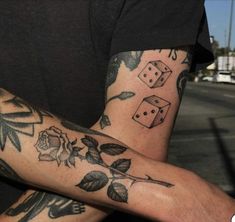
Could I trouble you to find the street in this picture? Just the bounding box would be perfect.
[169,82,235,195]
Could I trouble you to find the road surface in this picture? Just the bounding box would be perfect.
[169,82,235,195]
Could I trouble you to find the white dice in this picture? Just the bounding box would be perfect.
[138,60,172,88]
[132,95,171,128]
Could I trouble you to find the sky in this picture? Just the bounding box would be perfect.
[205,0,235,49]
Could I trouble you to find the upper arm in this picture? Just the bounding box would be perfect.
[94,48,192,161]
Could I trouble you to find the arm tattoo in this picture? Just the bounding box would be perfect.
[61,119,107,137]
[105,91,135,104]
[35,126,174,203]
[168,49,178,61]
[106,51,143,89]
[101,51,142,129]
[100,91,136,129]
[6,191,85,221]
[104,48,191,129]
[138,60,172,88]
[0,95,51,152]
[0,159,86,221]
[132,95,171,128]
[181,51,192,65]
[177,70,189,100]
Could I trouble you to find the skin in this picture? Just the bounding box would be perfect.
[0,49,234,222]
[1,48,187,222]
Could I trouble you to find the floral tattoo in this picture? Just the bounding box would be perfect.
[35,126,174,203]
[0,93,51,152]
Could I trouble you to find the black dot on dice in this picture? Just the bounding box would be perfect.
[143,73,147,77]
[143,112,148,116]
[155,100,159,103]
[164,67,168,71]
[149,79,153,83]
[155,72,158,76]
[136,114,140,118]
[160,118,164,122]
[151,110,155,114]
[148,67,152,71]
[160,77,164,81]
[160,109,164,113]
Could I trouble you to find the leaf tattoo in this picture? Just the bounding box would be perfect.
[99,114,111,129]
[100,144,127,156]
[105,91,136,104]
[100,91,136,129]
[78,171,109,192]
[107,183,128,203]
[110,159,131,174]
[81,135,98,148]
[0,96,50,152]
[35,127,174,203]
[102,51,142,130]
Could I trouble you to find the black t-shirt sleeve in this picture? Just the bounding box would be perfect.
[110,0,214,72]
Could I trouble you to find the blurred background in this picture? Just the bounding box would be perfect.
[168,0,235,196]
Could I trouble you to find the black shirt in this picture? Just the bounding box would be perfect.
[0,0,213,220]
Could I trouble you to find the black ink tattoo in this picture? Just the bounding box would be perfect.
[177,70,188,100]
[0,159,86,221]
[102,51,143,130]
[0,96,50,151]
[181,51,192,65]
[168,49,178,61]
[105,91,135,104]
[35,127,174,203]
[6,191,85,221]
[35,126,79,167]
[138,60,172,88]
[132,95,171,129]
[106,51,143,89]
[99,91,136,129]
[0,158,23,182]
[99,114,111,129]
[61,120,107,137]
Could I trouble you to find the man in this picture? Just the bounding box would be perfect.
[0,1,234,222]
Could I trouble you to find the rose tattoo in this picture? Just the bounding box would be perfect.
[35,126,173,203]
[35,127,81,167]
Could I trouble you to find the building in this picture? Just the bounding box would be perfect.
[217,56,235,71]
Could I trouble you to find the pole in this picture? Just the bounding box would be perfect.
[227,0,234,71]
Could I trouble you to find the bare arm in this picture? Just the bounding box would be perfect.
[94,48,191,161]
[0,48,191,222]
[0,86,234,222]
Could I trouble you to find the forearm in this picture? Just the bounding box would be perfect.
[0,87,177,220]
[0,88,234,222]
[0,87,187,221]
[0,189,108,222]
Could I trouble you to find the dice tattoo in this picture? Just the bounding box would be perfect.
[138,60,172,88]
[133,95,171,128]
